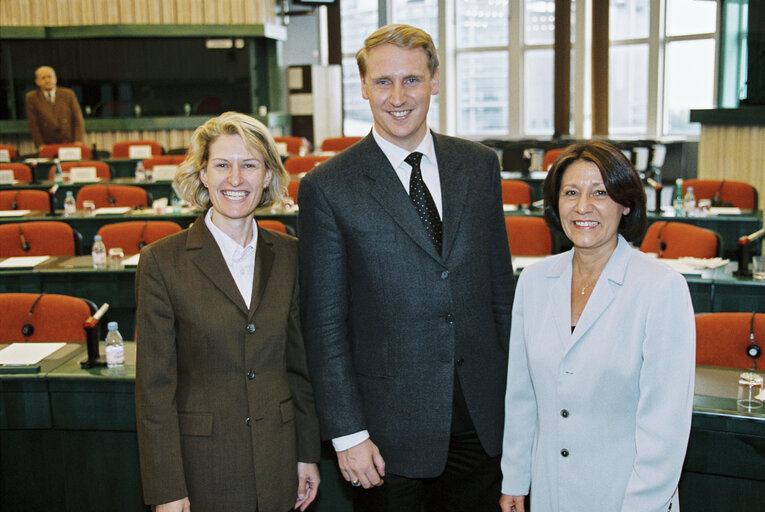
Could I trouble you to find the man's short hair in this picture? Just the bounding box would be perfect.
[356,24,439,78]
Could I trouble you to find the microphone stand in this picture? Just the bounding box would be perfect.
[81,303,110,368]
[736,228,765,277]
[47,184,58,217]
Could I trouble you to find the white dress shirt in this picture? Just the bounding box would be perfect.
[204,209,259,309]
[332,127,443,453]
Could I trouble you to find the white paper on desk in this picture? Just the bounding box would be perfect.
[123,253,140,266]
[94,207,131,215]
[503,204,519,211]
[656,258,728,277]
[708,206,742,216]
[0,342,66,366]
[0,209,31,217]
[0,256,50,268]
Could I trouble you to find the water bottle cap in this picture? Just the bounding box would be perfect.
[94,235,102,241]
[107,321,119,330]
[66,190,73,196]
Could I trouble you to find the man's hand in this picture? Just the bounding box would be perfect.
[337,438,386,489]
[499,494,526,512]
[154,497,190,512]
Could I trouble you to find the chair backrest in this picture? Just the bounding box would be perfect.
[112,140,164,158]
[287,180,300,205]
[639,221,721,259]
[0,221,79,257]
[96,221,182,254]
[505,216,553,256]
[284,155,331,175]
[142,155,185,169]
[49,160,112,180]
[682,179,758,210]
[39,143,92,159]
[0,163,33,182]
[695,312,764,369]
[0,144,19,160]
[320,137,362,153]
[273,136,311,155]
[0,189,50,210]
[0,293,96,343]
[75,184,149,209]
[543,148,564,172]
[258,220,288,234]
[501,180,532,205]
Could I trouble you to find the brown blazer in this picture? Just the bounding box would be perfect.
[25,87,85,148]
[134,215,320,512]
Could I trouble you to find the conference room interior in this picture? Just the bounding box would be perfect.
[0,1,764,511]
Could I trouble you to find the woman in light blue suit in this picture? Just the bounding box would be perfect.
[500,140,695,512]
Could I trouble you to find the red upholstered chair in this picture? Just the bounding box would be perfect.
[0,221,80,257]
[142,155,185,169]
[639,221,722,259]
[287,180,300,205]
[501,180,532,206]
[0,190,50,210]
[320,137,362,153]
[0,144,19,160]
[505,216,553,256]
[682,179,758,210]
[284,155,331,175]
[96,221,182,254]
[258,220,288,234]
[543,148,564,172]
[0,163,33,182]
[274,136,311,156]
[39,143,92,159]
[75,184,149,209]
[0,293,97,343]
[48,160,111,181]
[695,313,764,369]
[111,140,164,158]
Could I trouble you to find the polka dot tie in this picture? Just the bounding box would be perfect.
[406,152,442,254]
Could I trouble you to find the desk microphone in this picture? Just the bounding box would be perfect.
[11,190,19,210]
[736,228,765,277]
[22,293,45,339]
[106,185,115,206]
[18,223,30,251]
[747,312,761,369]
[47,184,59,217]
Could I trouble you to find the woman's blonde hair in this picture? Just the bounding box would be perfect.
[174,111,288,210]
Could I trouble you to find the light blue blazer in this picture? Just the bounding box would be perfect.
[501,235,695,512]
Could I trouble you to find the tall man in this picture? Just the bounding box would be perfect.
[298,24,515,511]
[25,66,85,152]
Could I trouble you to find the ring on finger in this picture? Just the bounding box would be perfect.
[351,480,361,487]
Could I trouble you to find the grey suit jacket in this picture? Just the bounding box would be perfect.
[25,87,85,148]
[135,216,320,512]
[298,132,515,478]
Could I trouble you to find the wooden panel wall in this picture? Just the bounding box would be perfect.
[0,0,276,26]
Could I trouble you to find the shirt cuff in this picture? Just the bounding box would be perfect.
[332,430,370,452]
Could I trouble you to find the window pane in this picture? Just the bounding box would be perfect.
[666,0,717,37]
[523,48,553,135]
[392,0,440,47]
[457,0,508,48]
[342,57,373,136]
[340,0,380,55]
[664,39,715,135]
[458,51,508,136]
[610,0,650,40]
[525,0,556,45]
[609,44,648,134]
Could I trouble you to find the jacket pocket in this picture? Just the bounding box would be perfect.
[178,412,213,436]
[280,397,295,423]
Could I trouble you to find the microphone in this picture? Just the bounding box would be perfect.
[18,224,30,251]
[747,312,761,369]
[646,177,663,214]
[48,184,58,216]
[83,303,110,329]
[655,221,669,258]
[106,185,115,206]
[138,221,149,249]
[22,293,45,339]
[11,190,20,210]
[736,228,765,277]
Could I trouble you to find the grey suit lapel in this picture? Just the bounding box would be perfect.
[186,215,249,315]
[432,134,469,261]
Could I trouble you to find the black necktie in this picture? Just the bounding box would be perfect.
[406,152,442,254]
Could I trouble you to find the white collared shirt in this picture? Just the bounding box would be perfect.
[204,209,259,309]
[372,126,443,218]
[46,88,56,103]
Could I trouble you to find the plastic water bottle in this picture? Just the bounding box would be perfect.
[135,161,146,182]
[672,179,684,217]
[63,190,76,216]
[92,235,107,269]
[683,186,697,216]
[53,158,63,184]
[105,321,125,368]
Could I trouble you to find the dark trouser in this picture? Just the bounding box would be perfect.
[351,430,502,512]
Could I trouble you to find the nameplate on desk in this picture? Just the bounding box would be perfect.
[275,142,289,156]
[69,167,98,182]
[0,149,10,163]
[0,255,51,268]
[152,164,178,181]
[0,209,31,217]
[123,253,140,266]
[128,145,153,159]
[0,342,66,366]
[58,147,82,161]
[93,207,131,215]
[708,207,743,216]
[0,169,15,184]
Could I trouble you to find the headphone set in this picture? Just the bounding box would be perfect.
[655,221,669,257]
[11,190,20,210]
[17,223,30,251]
[21,293,45,340]
[106,185,116,206]
[138,221,149,249]
[747,311,761,368]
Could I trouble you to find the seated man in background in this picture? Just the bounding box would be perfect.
[25,65,85,152]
